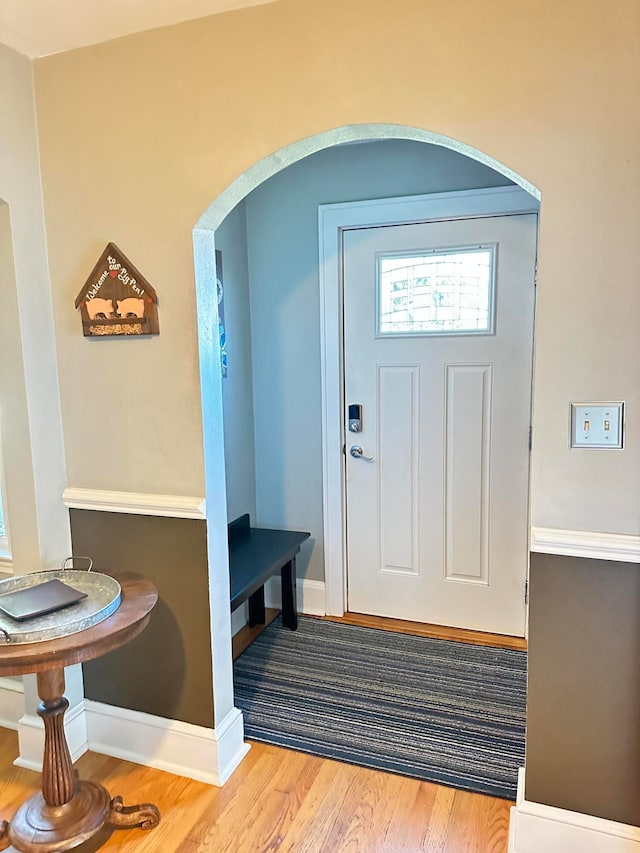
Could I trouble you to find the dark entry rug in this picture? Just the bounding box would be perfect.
[233,616,526,800]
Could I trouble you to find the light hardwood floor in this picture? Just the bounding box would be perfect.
[0,728,511,853]
[324,613,527,652]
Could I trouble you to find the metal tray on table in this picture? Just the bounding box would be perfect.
[0,563,121,645]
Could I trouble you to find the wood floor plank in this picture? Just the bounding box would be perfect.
[378,775,431,853]
[442,789,483,853]
[441,788,512,853]
[482,793,513,853]
[181,742,287,849]
[322,760,389,852]
[0,729,512,852]
[178,740,270,845]
[213,750,322,853]
[324,612,527,651]
[370,772,421,852]
[424,785,457,853]
[278,759,360,853]
[401,782,441,852]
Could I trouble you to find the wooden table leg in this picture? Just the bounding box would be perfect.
[281,557,298,630]
[5,668,160,852]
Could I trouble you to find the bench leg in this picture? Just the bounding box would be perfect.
[248,586,266,627]
[281,558,298,631]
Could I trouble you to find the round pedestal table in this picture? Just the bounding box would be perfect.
[0,572,159,852]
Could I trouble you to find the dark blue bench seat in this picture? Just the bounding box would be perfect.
[228,514,310,631]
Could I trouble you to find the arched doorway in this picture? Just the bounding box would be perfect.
[193,123,540,778]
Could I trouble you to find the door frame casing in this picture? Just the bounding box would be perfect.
[318,186,540,617]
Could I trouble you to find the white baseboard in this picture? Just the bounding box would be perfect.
[84,700,250,786]
[231,602,248,637]
[0,677,24,730]
[531,527,640,563]
[15,700,88,771]
[0,670,250,785]
[265,577,326,616]
[62,487,206,520]
[509,768,640,853]
[208,705,251,785]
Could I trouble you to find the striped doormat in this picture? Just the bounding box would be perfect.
[233,616,526,800]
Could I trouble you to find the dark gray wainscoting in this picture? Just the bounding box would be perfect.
[526,552,640,826]
[70,508,214,727]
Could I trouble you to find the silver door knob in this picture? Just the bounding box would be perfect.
[350,445,374,462]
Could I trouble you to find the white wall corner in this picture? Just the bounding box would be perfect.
[509,768,640,853]
[213,706,251,786]
[530,528,640,563]
[265,576,326,617]
[0,676,25,730]
[84,701,250,786]
[15,700,88,772]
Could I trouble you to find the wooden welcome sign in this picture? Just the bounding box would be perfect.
[75,243,159,336]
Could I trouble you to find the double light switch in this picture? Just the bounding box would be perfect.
[570,402,624,448]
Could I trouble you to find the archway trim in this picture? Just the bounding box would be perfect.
[195,123,540,232]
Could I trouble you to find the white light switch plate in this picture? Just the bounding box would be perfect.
[570,402,624,448]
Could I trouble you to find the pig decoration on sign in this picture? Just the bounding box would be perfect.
[85,298,115,320]
[116,298,145,319]
[75,243,159,336]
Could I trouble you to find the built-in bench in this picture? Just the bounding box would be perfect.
[228,514,310,632]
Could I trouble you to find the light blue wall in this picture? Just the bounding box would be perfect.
[216,200,257,524]
[244,140,513,582]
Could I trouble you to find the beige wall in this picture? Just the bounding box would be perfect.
[33,0,640,526]
[0,44,69,570]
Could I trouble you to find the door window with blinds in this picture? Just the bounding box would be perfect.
[376,245,496,336]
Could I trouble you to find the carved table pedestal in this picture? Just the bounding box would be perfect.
[0,572,159,852]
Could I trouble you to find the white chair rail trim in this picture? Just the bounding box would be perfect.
[63,488,206,520]
[531,527,640,563]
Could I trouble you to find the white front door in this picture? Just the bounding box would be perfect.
[343,213,537,636]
